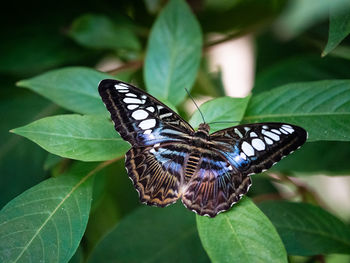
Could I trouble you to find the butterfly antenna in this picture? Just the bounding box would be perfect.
[185,88,206,123]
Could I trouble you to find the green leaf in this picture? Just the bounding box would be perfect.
[197,197,287,263]
[144,0,202,105]
[17,67,112,115]
[259,201,350,256]
[0,87,60,208]
[88,203,209,263]
[11,114,129,162]
[273,141,350,175]
[254,55,350,94]
[244,80,350,141]
[69,14,141,51]
[323,4,350,56]
[0,162,95,263]
[189,96,251,132]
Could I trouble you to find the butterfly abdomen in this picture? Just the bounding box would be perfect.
[185,153,200,180]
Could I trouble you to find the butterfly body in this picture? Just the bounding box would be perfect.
[99,79,307,217]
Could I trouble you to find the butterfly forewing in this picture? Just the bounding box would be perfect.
[98,79,308,217]
[98,79,194,147]
[210,123,307,175]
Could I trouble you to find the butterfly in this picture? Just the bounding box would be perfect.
[98,79,307,217]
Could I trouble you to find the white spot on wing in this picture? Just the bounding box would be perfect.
[251,138,265,151]
[262,130,280,141]
[157,105,164,110]
[117,89,128,93]
[242,141,255,157]
[250,132,258,137]
[115,84,128,90]
[143,129,152,135]
[271,129,281,135]
[263,125,268,129]
[281,125,294,133]
[240,152,247,160]
[126,93,137,97]
[146,106,155,113]
[118,83,129,87]
[139,119,156,129]
[264,136,273,145]
[127,105,138,110]
[244,127,251,132]
[234,128,243,138]
[132,110,149,120]
[123,98,143,104]
[279,128,289,134]
[160,112,172,118]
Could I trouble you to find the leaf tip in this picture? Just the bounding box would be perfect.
[16,80,28,88]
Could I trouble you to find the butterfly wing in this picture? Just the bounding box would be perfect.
[210,123,307,175]
[181,150,252,217]
[98,79,194,147]
[99,79,195,206]
[182,122,307,217]
[126,143,190,206]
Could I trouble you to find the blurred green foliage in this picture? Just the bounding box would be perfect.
[1,0,350,262]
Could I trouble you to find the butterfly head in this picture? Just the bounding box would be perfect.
[194,123,210,139]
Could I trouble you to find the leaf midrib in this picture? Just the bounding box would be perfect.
[223,215,250,263]
[13,173,92,263]
[13,130,123,142]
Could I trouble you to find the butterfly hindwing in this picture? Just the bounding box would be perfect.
[98,79,194,147]
[210,123,307,176]
[182,150,252,217]
[126,143,190,207]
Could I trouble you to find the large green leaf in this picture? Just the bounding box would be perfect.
[144,0,202,105]
[11,114,129,161]
[272,141,350,175]
[197,197,287,263]
[244,80,350,141]
[259,201,350,256]
[69,14,141,51]
[323,3,350,56]
[17,67,112,115]
[189,96,251,132]
[88,203,209,263]
[0,162,95,263]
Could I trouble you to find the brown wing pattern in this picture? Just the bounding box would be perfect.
[125,144,188,207]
